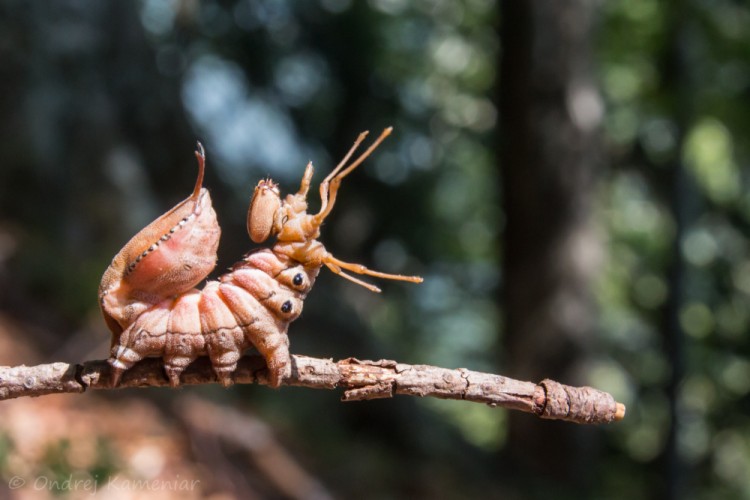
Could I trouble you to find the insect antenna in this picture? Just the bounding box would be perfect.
[308,127,423,292]
[325,261,383,293]
[315,127,392,224]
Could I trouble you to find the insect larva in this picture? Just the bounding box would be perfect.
[100,129,422,388]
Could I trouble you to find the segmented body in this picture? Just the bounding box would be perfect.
[109,248,318,387]
[100,130,422,388]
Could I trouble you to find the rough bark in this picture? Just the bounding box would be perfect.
[0,355,625,425]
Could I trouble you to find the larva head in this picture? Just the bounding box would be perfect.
[266,128,423,292]
[247,179,282,243]
[99,143,221,335]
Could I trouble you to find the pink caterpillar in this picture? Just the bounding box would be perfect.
[99,128,422,388]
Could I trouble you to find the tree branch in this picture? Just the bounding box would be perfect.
[0,355,625,425]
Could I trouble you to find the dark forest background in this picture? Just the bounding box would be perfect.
[1,1,749,499]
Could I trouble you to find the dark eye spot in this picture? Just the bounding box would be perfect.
[281,301,293,314]
[293,273,304,286]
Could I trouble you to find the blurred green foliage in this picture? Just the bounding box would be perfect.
[598,0,750,497]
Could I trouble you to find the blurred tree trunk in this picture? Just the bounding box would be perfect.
[0,1,195,348]
[499,0,602,489]
[659,9,689,500]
